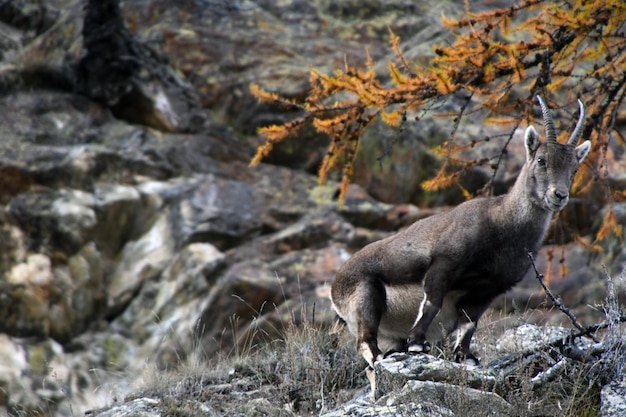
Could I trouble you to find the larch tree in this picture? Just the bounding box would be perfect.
[250,0,625,253]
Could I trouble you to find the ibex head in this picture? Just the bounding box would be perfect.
[523,96,591,212]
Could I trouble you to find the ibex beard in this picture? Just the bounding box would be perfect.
[331,96,591,368]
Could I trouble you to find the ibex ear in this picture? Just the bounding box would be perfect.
[575,140,591,164]
[524,126,541,161]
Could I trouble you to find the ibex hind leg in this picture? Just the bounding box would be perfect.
[356,279,387,368]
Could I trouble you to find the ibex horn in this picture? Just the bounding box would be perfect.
[567,99,586,145]
[536,95,556,143]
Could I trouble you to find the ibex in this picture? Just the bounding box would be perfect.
[331,96,591,367]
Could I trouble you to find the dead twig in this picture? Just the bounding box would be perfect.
[527,251,600,343]
[530,358,569,389]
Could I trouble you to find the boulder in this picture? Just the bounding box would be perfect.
[84,397,164,417]
[0,331,134,416]
[381,379,513,417]
[601,375,626,417]
[7,188,96,254]
[372,353,497,400]
[0,243,105,343]
[106,208,175,316]
[320,389,457,417]
[495,324,571,353]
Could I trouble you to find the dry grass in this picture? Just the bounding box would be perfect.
[136,307,368,416]
[132,270,625,417]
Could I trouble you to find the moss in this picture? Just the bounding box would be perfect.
[290,262,306,274]
[101,336,126,371]
[309,184,337,206]
[27,343,49,375]
[158,396,218,417]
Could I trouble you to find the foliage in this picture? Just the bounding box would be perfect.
[250,0,625,242]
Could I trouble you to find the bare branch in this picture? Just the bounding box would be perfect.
[530,358,568,389]
[527,251,600,343]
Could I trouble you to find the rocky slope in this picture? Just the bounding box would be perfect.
[0,0,625,416]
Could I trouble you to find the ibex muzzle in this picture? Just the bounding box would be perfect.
[331,96,591,367]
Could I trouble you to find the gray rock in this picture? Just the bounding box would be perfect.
[106,208,176,315]
[91,183,144,256]
[601,375,626,417]
[178,174,267,250]
[373,353,497,399]
[0,332,134,416]
[495,324,571,353]
[7,188,96,253]
[85,397,164,417]
[322,364,510,417]
[112,242,225,369]
[321,391,455,417]
[390,380,511,417]
[0,242,105,342]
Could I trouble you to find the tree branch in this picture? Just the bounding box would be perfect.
[527,251,600,343]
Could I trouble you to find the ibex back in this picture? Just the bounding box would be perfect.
[331,96,591,367]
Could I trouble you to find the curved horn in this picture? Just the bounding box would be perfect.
[536,95,557,143]
[567,99,586,145]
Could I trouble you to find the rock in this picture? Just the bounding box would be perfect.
[338,184,428,232]
[177,174,267,249]
[85,397,163,417]
[109,74,204,133]
[0,0,59,34]
[322,353,512,417]
[325,323,621,416]
[595,202,626,277]
[495,324,571,353]
[0,222,26,277]
[106,208,175,316]
[126,0,468,194]
[220,244,350,348]
[603,135,626,190]
[372,353,497,400]
[601,375,626,417]
[0,281,50,338]
[60,243,106,337]
[0,253,53,338]
[0,331,133,416]
[193,258,297,357]
[7,253,53,287]
[77,0,204,132]
[91,183,144,255]
[112,242,225,369]
[7,188,97,254]
[0,334,30,411]
[51,189,98,246]
[320,390,456,417]
[386,380,512,417]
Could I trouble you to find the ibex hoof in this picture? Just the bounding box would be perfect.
[382,349,405,359]
[407,341,431,354]
[455,352,480,366]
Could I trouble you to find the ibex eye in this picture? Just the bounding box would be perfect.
[537,157,546,167]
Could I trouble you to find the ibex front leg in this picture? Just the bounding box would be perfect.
[452,294,497,365]
[406,260,451,353]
